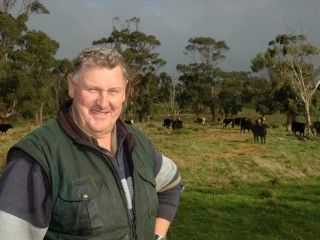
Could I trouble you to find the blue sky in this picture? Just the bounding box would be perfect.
[26,0,320,78]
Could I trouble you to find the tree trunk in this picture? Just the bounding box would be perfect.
[219,107,226,121]
[304,101,313,136]
[210,105,216,122]
[285,110,295,131]
[34,102,44,126]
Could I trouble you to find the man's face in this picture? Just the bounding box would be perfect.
[68,65,126,139]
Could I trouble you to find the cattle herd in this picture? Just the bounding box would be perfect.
[218,116,267,143]
[1,115,320,142]
[218,116,320,142]
[162,115,269,143]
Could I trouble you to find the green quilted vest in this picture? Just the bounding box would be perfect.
[9,119,158,240]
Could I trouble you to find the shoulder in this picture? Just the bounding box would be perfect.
[15,119,60,145]
[124,123,144,137]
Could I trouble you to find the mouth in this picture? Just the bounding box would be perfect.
[91,110,109,116]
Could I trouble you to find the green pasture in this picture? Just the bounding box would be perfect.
[0,112,319,239]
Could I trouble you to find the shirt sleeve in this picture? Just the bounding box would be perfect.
[151,140,185,222]
[0,149,51,240]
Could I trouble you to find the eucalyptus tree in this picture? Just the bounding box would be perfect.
[251,28,320,135]
[155,72,177,115]
[242,75,271,115]
[51,58,74,111]
[176,63,211,116]
[251,53,299,127]
[14,30,59,124]
[0,0,49,120]
[0,0,49,61]
[92,17,166,122]
[177,37,229,121]
[217,71,254,117]
[156,72,173,103]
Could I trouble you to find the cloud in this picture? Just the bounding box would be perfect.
[27,0,320,75]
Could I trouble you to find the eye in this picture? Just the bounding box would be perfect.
[109,89,120,95]
[88,88,99,93]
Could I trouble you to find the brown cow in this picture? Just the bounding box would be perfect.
[194,117,205,125]
[222,118,235,128]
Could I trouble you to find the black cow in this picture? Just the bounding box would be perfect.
[313,121,320,136]
[222,118,235,128]
[172,119,183,130]
[234,117,245,126]
[0,123,13,135]
[163,118,172,128]
[252,122,267,143]
[291,121,306,136]
[240,117,252,133]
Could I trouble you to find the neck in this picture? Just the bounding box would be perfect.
[97,136,112,152]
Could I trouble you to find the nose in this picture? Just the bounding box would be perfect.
[96,91,108,108]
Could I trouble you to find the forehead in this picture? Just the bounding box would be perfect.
[79,66,125,85]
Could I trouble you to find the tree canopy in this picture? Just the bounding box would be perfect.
[0,0,71,124]
[251,26,320,135]
[1,6,319,132]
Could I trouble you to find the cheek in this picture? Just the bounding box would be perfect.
[72,93,91,117]
[112,95,125,106]
[109,100,121,109]
[78,92,96,105]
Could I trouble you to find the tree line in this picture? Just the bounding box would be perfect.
[1,1,320,136]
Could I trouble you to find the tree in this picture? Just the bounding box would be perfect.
[93,17,165,122]
[0,0,50,122]
[14,30,59,124]
[51,58,74,110]
[217,71,252,117]
[177,37,230,120]
[156,72,173,103]
[276,34,320,135]
[242,75,271,115]
[252,53,300,129]
[0,0,49,61]
[154,72,177,115]
[251,25,320,136]
[177,63,211,116]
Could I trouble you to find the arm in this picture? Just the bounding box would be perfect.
[155,217,171,237]
[152,143,185,237]
[154,181,184,237]
[0,149,51,240]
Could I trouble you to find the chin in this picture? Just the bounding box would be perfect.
[91,123,113,132]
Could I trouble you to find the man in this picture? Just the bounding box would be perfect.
[0,47,184,240]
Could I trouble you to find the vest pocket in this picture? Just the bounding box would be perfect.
[136,170,159,219]
[52,176,104,235]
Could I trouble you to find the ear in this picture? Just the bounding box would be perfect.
[122,88,126,103]
[122,80,128,102]
[122,89,127,104]
[67,74,75,99]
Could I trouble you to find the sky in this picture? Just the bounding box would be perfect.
[25,0,320,79]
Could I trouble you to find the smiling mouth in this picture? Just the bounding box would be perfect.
[91,110,109,116]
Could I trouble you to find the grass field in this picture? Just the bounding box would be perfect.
[0,113,320,239]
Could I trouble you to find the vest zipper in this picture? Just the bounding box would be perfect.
[76,138,137,239]
[99,149,136,240]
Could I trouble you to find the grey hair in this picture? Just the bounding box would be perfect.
[72,46,128,84]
